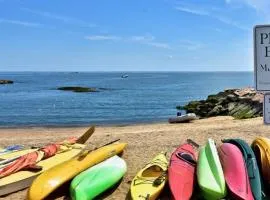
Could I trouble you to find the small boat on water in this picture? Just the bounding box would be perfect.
[168,113,197,123]
[121,74,128,78]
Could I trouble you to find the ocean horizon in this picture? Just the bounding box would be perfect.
[0,71,253,127]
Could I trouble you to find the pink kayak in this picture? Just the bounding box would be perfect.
[218,143,254,200]
[169,143,197,200]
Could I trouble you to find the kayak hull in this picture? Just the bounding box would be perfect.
[223,139,262,200]
[252,137,270,185]
[131,153,168,200]
[197,139,227,200]
[0,144,84,196]
[70,155,127,200]
[27,143,127,200]
[218,143,254,200]
[0,127,95,196]
[169,143,196,200]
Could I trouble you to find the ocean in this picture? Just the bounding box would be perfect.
[0,72,253,127]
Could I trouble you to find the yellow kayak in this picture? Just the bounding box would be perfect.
[131,152,168,200]
[0,144,85,196]
[0,149,36,160]
[0,126,95,196]
[0,126,95,161]
[27,142,127,200]
[252,137,270,184]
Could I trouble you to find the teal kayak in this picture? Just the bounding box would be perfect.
[70,155,127,200]
[197,138,227,200]
[223,138,263,200]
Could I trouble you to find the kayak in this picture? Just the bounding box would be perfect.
[0,148,36,161]
[70,155,127,200]
[252,137,270,184]
[169,143,196,200]
[0,145,24,156]
[131,152,168,200]
[0,126,95,162]
[197,138,227,200]
[27,143,127,200]
[0,126,95,196]
[223,139,263,200]
[168,113,197,123]
[218,143,254,200]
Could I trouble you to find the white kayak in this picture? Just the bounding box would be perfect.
[168,113,197,123]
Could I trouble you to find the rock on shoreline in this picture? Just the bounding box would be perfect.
[178,88,263,119]
[0,80,13,84]
[57,86,99,93]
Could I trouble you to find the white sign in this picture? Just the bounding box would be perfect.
[264,93,270,124]
[254,25,270,91]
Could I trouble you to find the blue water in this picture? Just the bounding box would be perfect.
[0,72,253,127]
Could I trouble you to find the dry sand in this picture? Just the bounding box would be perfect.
[0,116,270,200]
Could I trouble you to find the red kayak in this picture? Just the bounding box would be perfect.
[169,143,197,200]
[218,143,254,200]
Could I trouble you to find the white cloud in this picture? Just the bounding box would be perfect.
[21,8,95,28]
[216,16,249,30]
[214,28,222,32]
[230,0,270,14]
[85,34,171,49]
[0,19,42,27]
[130,35,155,42]
[175,7,209,16]
[179,40,203,51]
[175,4,248,30]
[85,35,121,41]
[147,42,171,49]
[129,35,170,49]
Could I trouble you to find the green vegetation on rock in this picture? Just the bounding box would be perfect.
[177,88,263,119]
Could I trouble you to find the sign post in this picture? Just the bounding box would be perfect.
[254,25,270,124]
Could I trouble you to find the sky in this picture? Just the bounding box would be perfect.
[0,0,269,71]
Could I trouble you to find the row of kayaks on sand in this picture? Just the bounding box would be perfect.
[132,137,270,200]
[2,129,270,200]
[0,126,128,199]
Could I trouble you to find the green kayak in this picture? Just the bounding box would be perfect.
[197,138,227,200]
[70,155,127,200]
[223,138,263,200]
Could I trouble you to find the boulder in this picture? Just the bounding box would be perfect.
[0,80,13,84]
[177,87,263,119]
[57,87,99,93]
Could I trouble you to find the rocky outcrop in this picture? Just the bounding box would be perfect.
[0,80,13,84]
[57,87,99,93]
[178,88,263,119]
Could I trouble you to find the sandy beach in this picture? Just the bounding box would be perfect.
[0,116,270,200]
